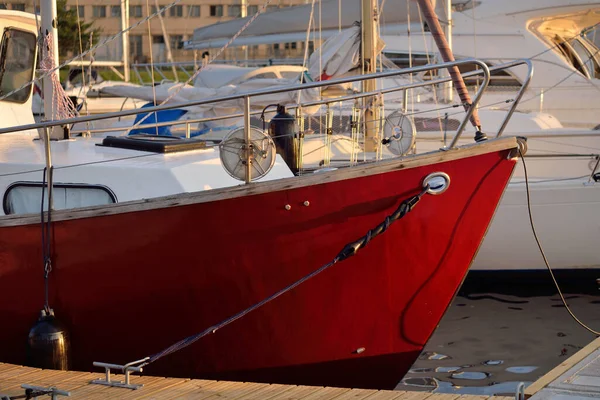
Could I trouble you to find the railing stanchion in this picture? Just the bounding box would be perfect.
[244,96,251,184]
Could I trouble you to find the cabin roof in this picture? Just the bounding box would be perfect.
[0,133,294,213]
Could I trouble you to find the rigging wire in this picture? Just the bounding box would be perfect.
[74,0,91,133]
[519,146,600,336]
[520,47,600,106]
[297,0,317,105]
[416,1,444,139]
[125,0,276,134]
[0,0,186,102]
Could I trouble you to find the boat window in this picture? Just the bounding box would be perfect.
[280,71,302,80]
[383,52,431,69]
[551,34,600,79]
[246,72,277,81]
[419,61,521,87]
[459,62,522,87]
[571,37,600,79]
[0,28,36,103]
[3,182,117,215]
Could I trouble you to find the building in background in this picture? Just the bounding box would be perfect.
[0,1,309,64]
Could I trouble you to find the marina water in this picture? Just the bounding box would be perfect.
[400,271,600,395]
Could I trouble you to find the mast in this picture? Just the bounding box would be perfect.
[155,0,178,80]
[40,0,57,208]
[417,0,482,132]
[121,0,130,82]
[40,0,58,122]
[241,0,248,64]
[361,0,379,152]
[444,0,453,102]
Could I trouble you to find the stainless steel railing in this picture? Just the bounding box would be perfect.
[0,58,533,144]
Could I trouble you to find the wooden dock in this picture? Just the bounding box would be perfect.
[0,362,517,400]
[525,336,600,400]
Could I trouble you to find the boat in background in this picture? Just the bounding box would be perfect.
[380,0,600,129]
[185,0,600,129]
[181,0,600,272]
[0,1,526,389]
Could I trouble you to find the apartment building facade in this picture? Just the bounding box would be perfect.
[0,1,309,62]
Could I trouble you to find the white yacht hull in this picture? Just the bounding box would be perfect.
[420,130,600,271]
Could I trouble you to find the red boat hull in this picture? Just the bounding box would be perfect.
[0,141,518,389]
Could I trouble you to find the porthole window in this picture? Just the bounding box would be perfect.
[3,182,117,215]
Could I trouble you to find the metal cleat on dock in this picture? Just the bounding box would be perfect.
[12,384,70,400]
[90,357,149,390]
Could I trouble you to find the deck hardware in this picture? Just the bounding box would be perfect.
[423,172,450,195]
[20,384,71,400]
[303,201,310,207]
[508,137,528,159]
[353,347,366,354]
[285,204,291,210]
[515,382,525,400]
[588,156,600,185]
[91,358,148,390]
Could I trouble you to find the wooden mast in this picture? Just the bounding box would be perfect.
[361,0,380,152]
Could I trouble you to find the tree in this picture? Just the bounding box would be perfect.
[56,0,102,60]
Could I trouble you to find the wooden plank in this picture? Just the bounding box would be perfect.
[421,394,460,400]
[102,377,188,399]
[262,384,330,400]
[130,377,192,399]
[153,379,239,400]
[363,390,407,400]
[202,381,269,399]
[525,336,600,396]
[235,383,296,400]
[297,386,351,400]
[0,369,71,391]
[0,363,26,374]
[329,388,381,399]
[0,137,520,226]
[0,365,39,379]
[394,391,435,400]
[455,396,492,400]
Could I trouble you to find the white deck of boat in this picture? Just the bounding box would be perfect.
[0,133,293,208]
[526,337,600,400]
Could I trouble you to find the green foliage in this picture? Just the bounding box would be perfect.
[56,0,101,60]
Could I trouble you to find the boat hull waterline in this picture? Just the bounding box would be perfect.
[0,139,519,389]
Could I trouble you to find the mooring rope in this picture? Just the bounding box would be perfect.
[137,183,430,367]
[520,147,600,336]
[40,167,54,313]
[3,388,53,400]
